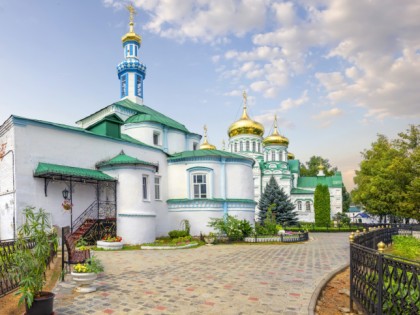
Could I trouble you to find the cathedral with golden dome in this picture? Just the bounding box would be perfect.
[225,91,343,221]
[0,5,342,243]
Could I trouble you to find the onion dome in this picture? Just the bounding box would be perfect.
[122,4,141,44]
[288,152,295,160]
[263,115,289,147]
[200,125,216,150]
[228,91,264,138]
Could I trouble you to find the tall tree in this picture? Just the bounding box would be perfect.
[342,184,351,212]
[314,184,331,226]
[258,176,298,226]
[300,156,337,176]
[352,125,420,222]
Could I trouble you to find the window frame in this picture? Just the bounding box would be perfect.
[153,132,160,146]
[305,201,311,212]
[297,201,302,211]
[142,175,149,201]
[187,167,213,200]
[154,176,161,200]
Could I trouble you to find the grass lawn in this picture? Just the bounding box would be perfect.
[388,235,420,261]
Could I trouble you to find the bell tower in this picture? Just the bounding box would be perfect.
[117,4,146,104]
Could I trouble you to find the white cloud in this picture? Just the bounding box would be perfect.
[279,90,308,111]
[312,108,343,127]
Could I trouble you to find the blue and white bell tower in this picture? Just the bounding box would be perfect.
[117,5,146,104]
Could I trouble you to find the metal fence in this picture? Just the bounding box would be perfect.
[0,238,56,297]
[350,227,420,314]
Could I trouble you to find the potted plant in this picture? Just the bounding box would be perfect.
[62,200,72,211]
[11,207,58,315]
[96,234,123,250]
[71,255,104,293]
[204,232,216,245]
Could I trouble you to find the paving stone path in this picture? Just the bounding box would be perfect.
[54,233,349,315]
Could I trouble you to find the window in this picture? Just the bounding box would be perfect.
[142,176,149,200]
[154,177,160,200]
[121,75,127,98]
[136,75,142,97]
[246,141,250,151]
[193,142,198,150]
[240,141,243,151]
[297,201,302,211]
[272,151,276,161]
[234,143,238,152]
[306,201,311,212]
[193,174,207,198]
[252,141,256,152]
[258,143,261,153]
[153,132,160,145]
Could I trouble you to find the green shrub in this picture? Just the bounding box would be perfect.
[207,215,252,241]
[314,184,331,226]
[168,230,188,239]
[391,235,420,260]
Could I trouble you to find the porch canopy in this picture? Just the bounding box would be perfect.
[34,162,116,184]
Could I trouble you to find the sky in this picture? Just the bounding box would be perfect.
[0,0,419,191]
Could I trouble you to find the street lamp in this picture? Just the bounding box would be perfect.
[62,188,69,200]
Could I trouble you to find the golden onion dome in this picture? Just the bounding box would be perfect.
[228,91,264,138]
[288,152,295,160]
[200,125,217,150]
[122,4,142,44]
[263,115,289,147]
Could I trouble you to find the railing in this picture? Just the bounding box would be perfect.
[243,231,309,243]
[350,227,420,314]
[72,201,117,233]
[0,237,56,297]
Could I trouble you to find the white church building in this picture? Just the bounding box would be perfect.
[0,7,342,244]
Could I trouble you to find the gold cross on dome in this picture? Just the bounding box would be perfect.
[242,90,247,108]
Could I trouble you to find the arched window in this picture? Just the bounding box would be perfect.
[240,141,243,151]
[272,151,276,161]
[234,143,238,152]
[306,201,311,212]
[246,141,250,151]
[258,143,261,153]
[252,141,256,152]
[297,201,302,211]
[265,152,268,161]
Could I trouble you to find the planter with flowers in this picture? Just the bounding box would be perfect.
[96,235,123,250]
[71,256,104,293]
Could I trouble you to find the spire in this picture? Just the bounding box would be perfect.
[127,4,136,33]
[272,114,280,136]
[117,3,146,103]
[200,125,216,150]
[240,90,250,120]
[222,140,225,151]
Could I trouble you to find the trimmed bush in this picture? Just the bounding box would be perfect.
[314,184,331,226]
[168,230,188,239]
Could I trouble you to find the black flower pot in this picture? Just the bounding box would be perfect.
[25,292,55,315]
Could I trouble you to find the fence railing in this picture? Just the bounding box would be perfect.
[350,227,419,315]
[0,237,56,297]
[243,231,309,243]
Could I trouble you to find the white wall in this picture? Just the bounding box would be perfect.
[12,120,168,238]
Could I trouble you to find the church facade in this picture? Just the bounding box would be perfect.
[0,8,342,243]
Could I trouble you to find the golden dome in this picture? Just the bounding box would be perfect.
[263,115,289,147]
[122,4,141,44]
[228,91,264,138]
[288,152,295,160]
[200,125,216,150]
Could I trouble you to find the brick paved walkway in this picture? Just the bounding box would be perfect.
[54,233,349,315]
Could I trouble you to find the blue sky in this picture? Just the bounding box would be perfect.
[0,0,419,190]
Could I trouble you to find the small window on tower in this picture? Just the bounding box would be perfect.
[193,142,198,150]
[246,141,250,151]
[252,142,256,152]
[121,75,127,98]
[272,151,276,161]
[136,75,142,97]
[153,132,160,145]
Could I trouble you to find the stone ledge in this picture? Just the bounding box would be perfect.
[141,243,199,250]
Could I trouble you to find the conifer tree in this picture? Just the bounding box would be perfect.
[258,176,298,226]
[314,184,331,226]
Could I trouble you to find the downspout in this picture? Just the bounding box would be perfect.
[221,158,227,217]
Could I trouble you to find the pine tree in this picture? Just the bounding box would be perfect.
[314,184,331,226]
[258,176,298,226]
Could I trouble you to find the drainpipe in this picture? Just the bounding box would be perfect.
[221,158,227,217]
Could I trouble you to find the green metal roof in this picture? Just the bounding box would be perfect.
[11,116,164,153]
[297,173,343,188]
[34,162,115,182]
[116,99,190,133]
[291,188,314,194]
[288,159,300,173]
[167,198,256,204]
[168,149,255,165]
[96,151,158,169]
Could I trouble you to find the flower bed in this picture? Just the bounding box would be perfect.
[244,232,309,243]
[141,243,199,250]
[141,236,199,250]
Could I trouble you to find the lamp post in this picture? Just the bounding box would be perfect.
[62,182,73,232]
